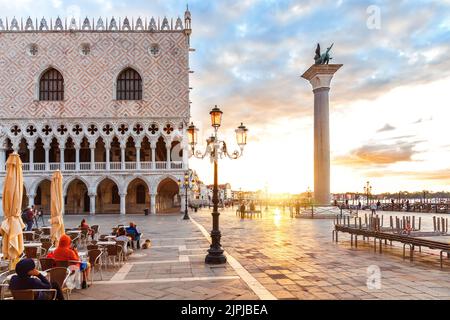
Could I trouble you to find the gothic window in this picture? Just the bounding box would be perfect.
[116,68,142,101]
[39,68,64,101]
[136,185,145,204]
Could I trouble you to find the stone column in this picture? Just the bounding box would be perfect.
[182,142,188,170]
[44,145,50,171]
[59,147,65,171]
[75,146,80,171]
[105,146,111,171]
[120,193,126,215]
[150,141,156,170]
[89,193,96,215]
[28,194,35,207]
[90,146,95,171]
[120,141,126,170]
[165,140,171,169]
[136,147,141,170]
[29,145,35,171]
[180,189,187,213]
[150,193,156,214]
[302,64,342,206]
[0,148,5,172]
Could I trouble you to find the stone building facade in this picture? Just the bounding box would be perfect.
[0,11,193,215]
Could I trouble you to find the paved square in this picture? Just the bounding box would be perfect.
[61,208,450,300]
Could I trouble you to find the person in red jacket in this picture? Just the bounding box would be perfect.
[52,234,91,289]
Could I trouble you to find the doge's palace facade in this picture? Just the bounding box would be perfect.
[0,10,193,215]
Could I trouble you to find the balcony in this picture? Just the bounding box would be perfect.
[9,161,184,173]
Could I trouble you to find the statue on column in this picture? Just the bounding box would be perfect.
[314,43,334,65]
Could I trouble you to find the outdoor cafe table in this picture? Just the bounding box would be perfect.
[66,230,82,234]
[104,235,116,240]
[24,242,42,248]
[97,241,116,246]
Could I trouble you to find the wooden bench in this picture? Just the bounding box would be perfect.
[235,209,262,218]
[333,224,450,268]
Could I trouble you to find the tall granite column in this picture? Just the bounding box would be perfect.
[302,64,342,206]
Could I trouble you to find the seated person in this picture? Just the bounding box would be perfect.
[115,227,133,255]
[79,218,94,240]
[9,258,64,300]
[125,222,141,249]
[52,234,91,289]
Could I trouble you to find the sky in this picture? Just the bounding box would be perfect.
[1,0,449,194]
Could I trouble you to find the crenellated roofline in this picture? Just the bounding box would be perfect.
[0,14,192,33]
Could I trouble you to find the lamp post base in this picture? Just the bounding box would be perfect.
[183,212,190,220]
[205,249,227,264]
[205,230,227,264]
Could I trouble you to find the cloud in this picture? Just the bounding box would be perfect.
[366,168,450,183]
[377,123,395,132]
[333,140,420,167]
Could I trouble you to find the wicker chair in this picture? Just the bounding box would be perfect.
[46,267,71,299]
[91,225,99,240]
[11,289,57,300]
[87,244,99,251]
[23,233,36,242]
[106,245,121,267]
[87,249,103,284]
[0,270,16,300]
[39,257,55,271]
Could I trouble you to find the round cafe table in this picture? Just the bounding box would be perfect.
[66,230,82,234]
[104,235,116,240]
[97,241,116,246]
[24,242,42,248]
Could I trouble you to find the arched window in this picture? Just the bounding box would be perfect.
[136,185,146,204]
[111,185,120,204]
[116,68,142,100]
[39,68,64,101]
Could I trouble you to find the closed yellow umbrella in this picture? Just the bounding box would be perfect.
[50,170,65,245]
[0,153,25,270]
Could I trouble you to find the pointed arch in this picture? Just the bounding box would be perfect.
[38,67,64,101]
[115,67,142,100]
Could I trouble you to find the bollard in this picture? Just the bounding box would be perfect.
[446,218,449,234]
[437,217,441,232]
[412,216,415,230]
[390,216,393,229]
[419,217,421,231]
[365,214,368,226]
[433,216,437,232]
[381,215,384,227]
[359,217,362,229]
[442,218,445,233]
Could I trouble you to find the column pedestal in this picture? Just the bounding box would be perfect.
[89,194,96,215]
[150,194,156,214]
[120,194,126,215]
[302,64,342,206]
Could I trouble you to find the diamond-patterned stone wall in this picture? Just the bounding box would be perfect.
[0,31,189,119]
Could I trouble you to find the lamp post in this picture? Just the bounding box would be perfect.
[187,106,248,264]
[178,170,196,220]
[364,181,372,207]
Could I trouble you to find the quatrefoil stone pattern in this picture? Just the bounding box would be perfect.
[0,31,190,119]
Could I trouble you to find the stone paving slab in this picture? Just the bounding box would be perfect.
[191,208,450,300]
[61,214,258,300]
[60,209,450,300]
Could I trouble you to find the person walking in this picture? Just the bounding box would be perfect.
[370,203,377,214]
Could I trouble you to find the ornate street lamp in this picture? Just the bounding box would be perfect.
[364,181,372,207]
[187,106,248,264]
[178,170,195,220]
